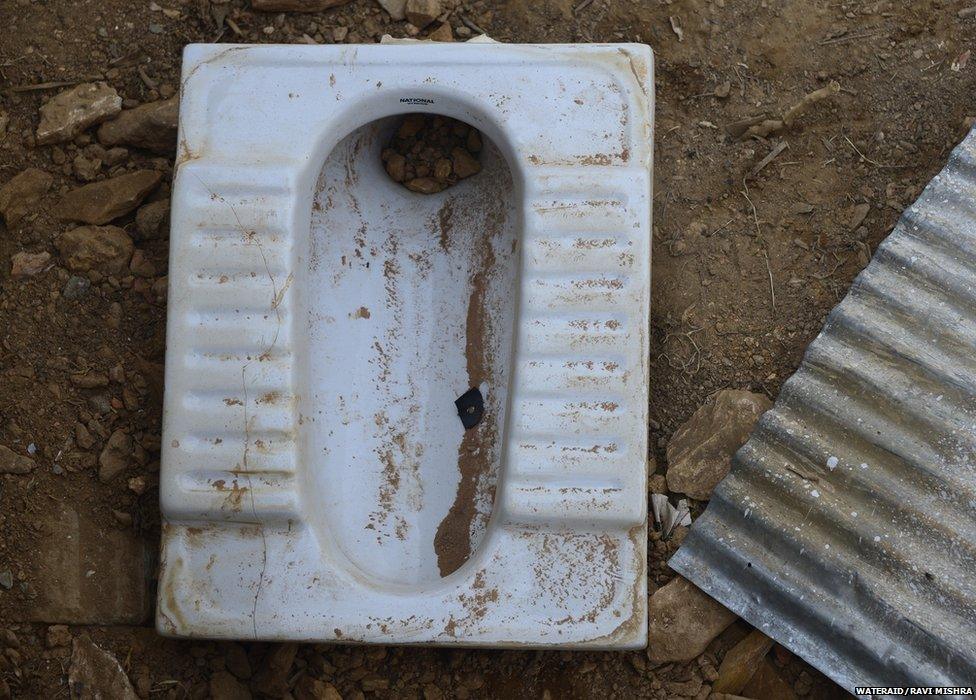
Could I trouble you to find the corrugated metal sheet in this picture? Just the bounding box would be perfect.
[670,129,976,693]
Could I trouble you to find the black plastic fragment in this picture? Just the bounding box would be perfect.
[455,387,484,430]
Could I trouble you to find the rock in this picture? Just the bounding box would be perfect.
[384,152,406,182]
[98,429,133,482]
[713,629,775,694]
[0,571,12,589]
[251,643,299,697]
[46,625,72,649]
[57,226,134,275]
[252,0,353,10]
[134,199,170,240]
[73,153,102,182]
[71,371,109,389]
[0,109,8,141]
[209,670,252,700]
[405,177,444,194]
[666,389,771,500]
[375,0,407,20]
[0,444,34,474]
[68,637,139,700]
[36,83,122,146]
[0,168,54,227]
[295,676,342,700]
[428,22,454,41]
[31,500,149,624]
[741,658,797,700]
[405,0,441,27]
[97,97,179,155]
[127,475,147,495]
[10,251,51,277]
[223,643,252,680]
[129,249,156,278]
[56,170,162,225]
[63,275,92,300]
[847,202,870,230]
[451,146,481,178]
[646,576,737,663]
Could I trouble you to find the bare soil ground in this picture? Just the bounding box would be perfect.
[1,0,974,697]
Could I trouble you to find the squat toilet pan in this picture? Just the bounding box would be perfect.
[158,42,654,648]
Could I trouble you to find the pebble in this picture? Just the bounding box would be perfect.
[63,275,93,300]
[223,643,252,680]
[713,628,774,694]
[56,170,162,225]
[428,22,454,41]
[666,389,772,500]
[646,576,737,663]
[129,249,156,278]
[68,637,139,700]
[0,444,35,475]
[405,0,441,28]
[0,571,12,590]
[251,643,298,697]
[295,676,342,700]
[98,429,133,482]
[127,475,148,495]
[10,251,51,278]
[375,0,407,20]
[36,82,122,146]
[57,225,135,276]
[46,625,72,649]
[742,658,797,700]
[97,97,179,155]
[0,168,54,227]
[134,198,170,240]
[847,202,870,230]
[251,0,354,10]
[210,670,251,700]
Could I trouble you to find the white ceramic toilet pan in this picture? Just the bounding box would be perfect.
[158,42,653,648]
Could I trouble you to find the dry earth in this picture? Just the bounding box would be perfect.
[1,0,975,697]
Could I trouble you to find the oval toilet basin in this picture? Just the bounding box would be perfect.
[301,115,520,587]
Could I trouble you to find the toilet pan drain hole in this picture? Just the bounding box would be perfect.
[455,387,484,430]
[382,113,483,194]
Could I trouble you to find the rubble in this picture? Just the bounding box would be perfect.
[57,225,135,275]
[10,250,51,277]
[98,429,133,482]
[376,0,407,20]
[68,637,139,700]
[56,170,162,224]
[405,0,441,28]
[36,83,122,145]
[0,167,53,227]
[646,576,737,663]
[0,444,35,475]
[713,628,774,694]
[97,97,179,154]
[666,389,771,500]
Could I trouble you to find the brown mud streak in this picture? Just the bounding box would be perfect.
[433,215,498,577]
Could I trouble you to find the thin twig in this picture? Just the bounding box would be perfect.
[843,135,884,167]
[4,77,102,93]
[819,31,882,46]
[741,178,761,237]
[762,249,776,310]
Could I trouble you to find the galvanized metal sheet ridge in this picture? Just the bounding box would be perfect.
[669,128,976,694]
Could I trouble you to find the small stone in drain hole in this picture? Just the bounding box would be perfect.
[382,114,483,194]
